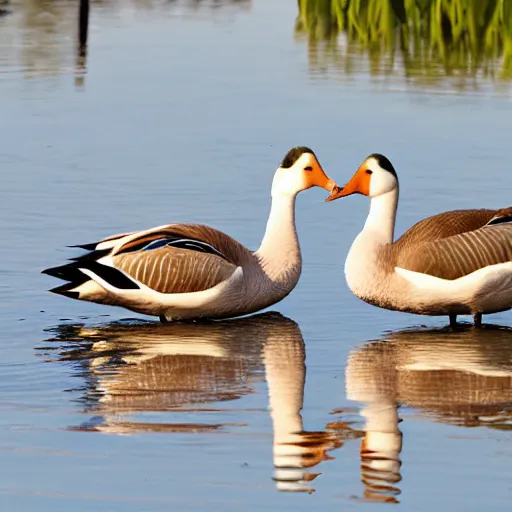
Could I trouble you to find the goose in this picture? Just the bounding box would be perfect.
[326,153,512,327]
[43,147,337,322]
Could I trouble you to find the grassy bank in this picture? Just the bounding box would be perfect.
[296,0,512,84]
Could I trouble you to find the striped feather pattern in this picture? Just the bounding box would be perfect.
[113,247,237,293]
[113,224,252,267]
[394,209,499,247]
[397,224,512,279]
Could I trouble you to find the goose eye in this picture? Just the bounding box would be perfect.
[304,166,313,171]
[365,169,373,175]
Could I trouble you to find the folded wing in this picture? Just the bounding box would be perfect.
[45,223,253,296]
[113,247,238,293]
[397,224,512,280]
[394,208,510,248]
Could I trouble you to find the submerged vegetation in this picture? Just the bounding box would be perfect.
[296,0,512,87]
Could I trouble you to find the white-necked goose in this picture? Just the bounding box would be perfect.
[326,154,512,327]
[44,147,337,322]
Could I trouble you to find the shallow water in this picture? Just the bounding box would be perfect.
[1,0,512,510]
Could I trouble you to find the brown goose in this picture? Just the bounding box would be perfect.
[326,153,512,327]
[43,147,337,321]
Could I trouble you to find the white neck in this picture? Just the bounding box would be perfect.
[344,188,399,298]
[255,192,301,280]
[363,188,399,244]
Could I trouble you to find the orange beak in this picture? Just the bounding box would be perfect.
[322,177,338,194]
[306,161,337,194]
[325,166,370,202]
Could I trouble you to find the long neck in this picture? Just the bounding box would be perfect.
[255,192,301,280]
[363,188,399,244]
[344,188,399,297]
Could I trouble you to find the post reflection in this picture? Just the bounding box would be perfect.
[0,0,251,83]
[41,312,344,493]
[346,325,512,503]
[3,0,511,90]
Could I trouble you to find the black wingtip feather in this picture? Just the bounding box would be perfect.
[68,243,98,250]
[42,266,66,278]
[44,260,140,291]
[85,261,140,290]
[486,215,512,226]
[49,283,81,299]
[42,264,84,282]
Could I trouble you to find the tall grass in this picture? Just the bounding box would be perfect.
[296,0,512,85]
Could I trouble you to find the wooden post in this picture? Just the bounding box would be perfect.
[78,0,89,54]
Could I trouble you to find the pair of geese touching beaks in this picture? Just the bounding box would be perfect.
[44,146,512,327]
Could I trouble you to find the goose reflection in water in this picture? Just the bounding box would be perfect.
[42,312,345,493]
[262,323,344,493]
[346,325,512,503]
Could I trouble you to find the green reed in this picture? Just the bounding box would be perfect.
[296,0,512,85]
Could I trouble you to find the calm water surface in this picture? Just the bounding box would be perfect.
[1,0,512,510]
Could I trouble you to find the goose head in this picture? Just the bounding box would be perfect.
[272,146,337,198]
[326,153,398,201]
